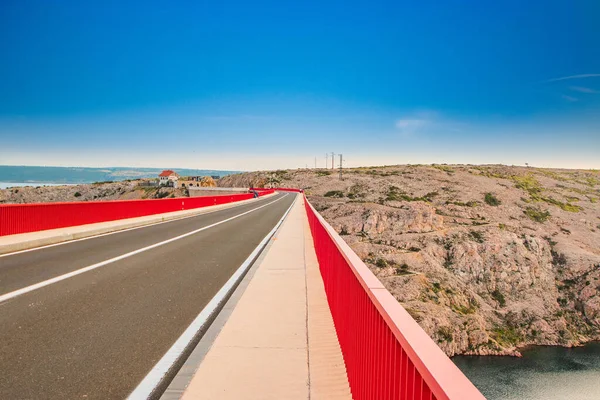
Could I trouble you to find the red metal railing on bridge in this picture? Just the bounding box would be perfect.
[249,187,300,193]
[0,190,276,237]
[304,196,485,400]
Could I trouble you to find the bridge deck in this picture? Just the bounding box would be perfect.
[179,196,351,400]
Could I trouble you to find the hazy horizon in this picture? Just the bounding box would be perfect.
[0,161,598,173]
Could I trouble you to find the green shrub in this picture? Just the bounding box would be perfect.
[491,289,506,307]
[513,175,543,196]
[469,230,485,243]
[542,196,582,212]
[316,170,331,176]
[524,207,551,223]
[74,192,82,197]
[484,193,501,206]
[551,250,567,268]
[324,190,344,198]
[375,258,388,268]
[395,263,410,275]
[493,326,522,346]
[386,186,438,202]
[437,326,454,343]
[446,200,479,207]
[347,184,367,199]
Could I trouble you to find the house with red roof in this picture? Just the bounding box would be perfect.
[158,170,179,187]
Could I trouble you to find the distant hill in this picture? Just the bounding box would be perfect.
[0,165,240,184]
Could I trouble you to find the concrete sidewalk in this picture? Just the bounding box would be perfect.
[0,194,274,255]
[180,196,351,400]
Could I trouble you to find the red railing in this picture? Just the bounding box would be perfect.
[304,197,485,400]
[0,192,258,237]
[250,187,301,193]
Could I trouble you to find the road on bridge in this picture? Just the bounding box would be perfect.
[0,192,296,399]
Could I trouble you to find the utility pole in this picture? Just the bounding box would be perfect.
[339,154,344,180]
[331,152,335,170]
[325,153,328,169]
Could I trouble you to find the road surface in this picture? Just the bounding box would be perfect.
[0,192,295,399]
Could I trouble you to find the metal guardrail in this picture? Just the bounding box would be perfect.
[0,190,275,236]
[304,196,486,400]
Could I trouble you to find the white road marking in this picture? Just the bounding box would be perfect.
[0,194,288,304]
[0,194,277,258]
[127,194,297,400]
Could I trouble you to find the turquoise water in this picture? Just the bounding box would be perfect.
[453,343,600,400]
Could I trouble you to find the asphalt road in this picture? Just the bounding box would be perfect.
[0,192,295,399]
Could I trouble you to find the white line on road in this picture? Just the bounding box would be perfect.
[127,193,297,400]
[0,194,289,304]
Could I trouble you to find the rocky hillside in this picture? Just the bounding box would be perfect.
[0,180,188,204]
[220,165,600,357]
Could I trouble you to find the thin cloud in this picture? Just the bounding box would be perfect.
[545,74,600,82]
[395,118,428,136]
[562,95,578,102]
[569,86,599,94]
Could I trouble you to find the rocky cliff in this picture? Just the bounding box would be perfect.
[220,165,600,356]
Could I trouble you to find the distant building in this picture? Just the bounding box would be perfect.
[158,170,179,187]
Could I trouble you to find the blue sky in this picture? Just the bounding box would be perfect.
[1,0,599,170]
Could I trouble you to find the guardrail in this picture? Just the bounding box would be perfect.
[250,187,302,193]
[304,196,485,400]
[0,192,266,237]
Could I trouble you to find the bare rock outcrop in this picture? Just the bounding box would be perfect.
[221,165,600,356]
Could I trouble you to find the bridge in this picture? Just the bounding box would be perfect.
[0,189,485,399]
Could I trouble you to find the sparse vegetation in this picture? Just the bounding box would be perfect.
[74,192,82,197]
[395,263,410,275]
[551,250,568,268]
[385,186,438,202]
[492,326,522,346]
[446,200,478,207]
[375,258,388,268]
[437,326,454,343]
[347,183,367,199]
[469,230,485,243]
[491,289,506,307]
[324,190,344,198]
[513,174,543,197]
[484,192,501,206]
[524,207,551,223]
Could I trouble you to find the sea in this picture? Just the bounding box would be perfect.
[453,342,600,400]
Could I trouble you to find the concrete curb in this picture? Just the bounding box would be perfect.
[0,193,277,256]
